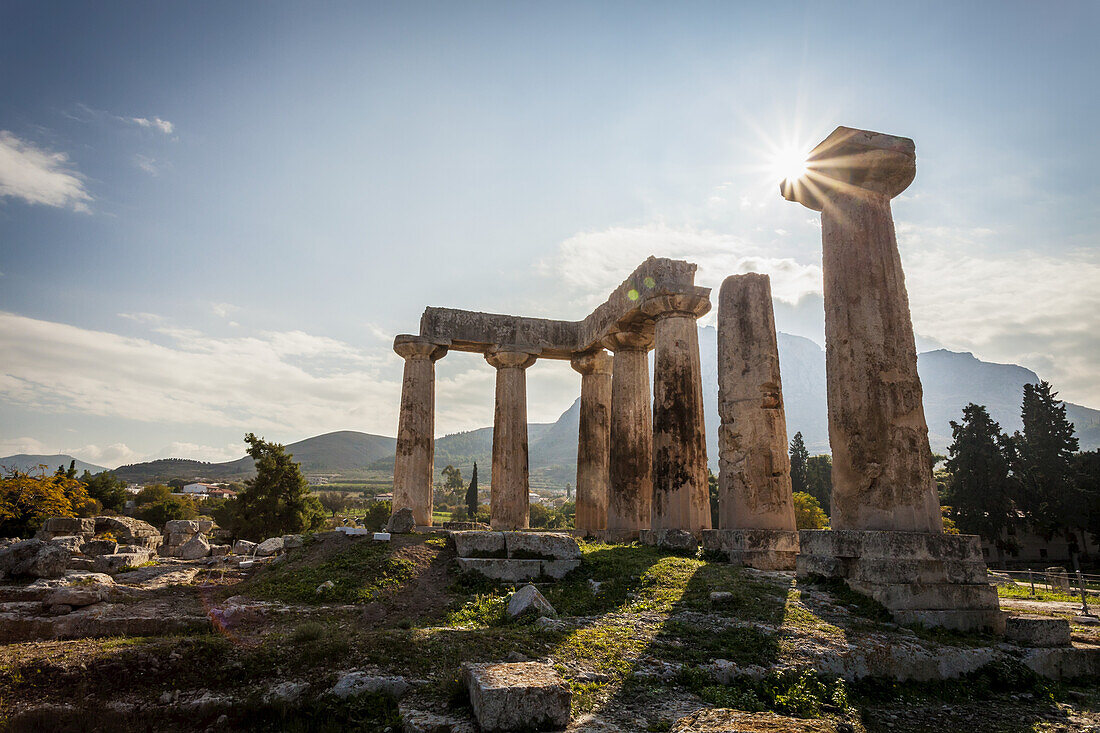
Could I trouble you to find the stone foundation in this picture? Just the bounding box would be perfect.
[452,531,581,581]
[797,529,1003,632]
[703,529,799,570]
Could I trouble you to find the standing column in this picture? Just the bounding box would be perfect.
[717,274,796,531]
[782,126,942,533]
[643,293,712,533]
[485,347,538,530]
[392,335,448,527]
[603,331,653,538]
[570,350,612,534]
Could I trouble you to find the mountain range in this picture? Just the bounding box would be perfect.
[4,329,1098,487]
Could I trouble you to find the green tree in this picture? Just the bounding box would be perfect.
[318,491,351,517]
[441,465,464,492]
[219,433,326,541]
[465,463,479,517]
[0,467,94,537]
[135,484,172,505]
[789,432,810,495]
[805,455,832,515]
[943,403,1014,564]
[1074,450,1100,549]
[792,491,829,529]
[81,471,129,513]
[708,470,720,528]
[361,499,392,532]
[135,495,197,527]
[1011,382,1082,539]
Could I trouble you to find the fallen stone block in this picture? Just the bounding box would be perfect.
[164,520,199,535]
[81,539,119,557]
[232,540,256,555]
[639,528,698,553]
[282,534,304,549]
[178,535,210,560]
[463,662,570,732]
[1005,615,1071,647]
[506,584,556,618]
[329,671,410,699]
[0,539,70,578]
[540,559,580,579]
[209,544,231,557]
[46,536,85,554]
[457,558,542,583]
[386,507,416,534]
[93,550,153,574]
[46,584,110,608]
[94,516,161,550]
[37,517,95,539]
[453,531,506,558]
[255,537,284,556]
[503,532,580,560]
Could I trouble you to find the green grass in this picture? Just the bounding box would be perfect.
[997,582,1083,604]
[242,541,416,604]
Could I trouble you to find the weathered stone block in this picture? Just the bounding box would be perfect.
[93,550,153,574]
[892,609,1006,634]
[47,536,85,554]
[232,540,256,555]
[255,537,284,556]
[727,549,798,571]
[503,532,580,560]
[506,584,556,618]
[164,520,199,535]
[0,539,69,578]
[703,528,799,554]
[178,535,210,560]
[387,507,416,534]
[639,529,698,553]
[463,662,570,732]
[94,516,161,549]
[39,517,95,537]
[81,539,119,557]
[281,534,304,549]
[540,559,580,579]
[453,531,506,558]
[1005,616,1071,647]
[456,558,542,582]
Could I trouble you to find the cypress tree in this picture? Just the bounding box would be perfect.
[944,403,1013,561]
[789,432,809,495]
[466,462,479,518]
[1011,381,1081,539]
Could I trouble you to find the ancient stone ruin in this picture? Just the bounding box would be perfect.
[781,125,1003,631]
[391,257,713,538]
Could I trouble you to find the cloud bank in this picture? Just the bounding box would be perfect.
[0,131,92,211]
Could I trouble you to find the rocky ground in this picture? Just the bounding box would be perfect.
[1,533,1098,732]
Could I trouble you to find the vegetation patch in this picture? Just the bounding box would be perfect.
[241,540,416,604]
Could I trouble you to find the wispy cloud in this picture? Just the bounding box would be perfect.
[0,131,92,212]
[128,116,174,135]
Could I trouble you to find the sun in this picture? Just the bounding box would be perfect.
[772,143,810,184]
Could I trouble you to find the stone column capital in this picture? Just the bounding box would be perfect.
[602,330,653,352]
[780,126,916,212]
[639,290,711,321]
[394,335,449,361]
[570,350,612,376]
[485,347,538,370]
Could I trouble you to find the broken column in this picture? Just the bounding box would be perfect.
[782,126,1001,631]
[643,292,712,536]
[485,347,538,530]
[703,273,798,569]
[392,335,448,527]
[603,331,653,540]
[571,350,612,534]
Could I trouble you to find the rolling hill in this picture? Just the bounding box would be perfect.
[0,454,108,475]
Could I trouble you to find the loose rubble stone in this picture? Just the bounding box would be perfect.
[254,537,284,556]
[329,672,410,699]
[232,540,256,555]
[209,545,231,557]
[1005,616,1071,647]
[386,507,416,534]
[506,584,556,618]
[281,534,304,549]
[463,662,571,732]
[164,520,199,535]
[47,536,85,553]
[316,580,335,594]
[0,539,69,578]
[81,539,119,556]
[265,680,309,703]
[178,534,210,560]
[93,550,153,574]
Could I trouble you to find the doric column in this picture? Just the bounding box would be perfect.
[570,350,612,533]
[781,126,942,533]
[642,292,712,533]
[484,347,538,530]
[602,331,654,538]
[392,335,448,527]
[717,274,796,531]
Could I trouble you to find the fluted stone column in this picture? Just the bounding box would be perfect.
[782,126,942,533]
[571,350,612,533]
[603,331,653,538]
[485,348,538,530]
[717,274,797,532]
[392,335,448,527]
[643,293,712,533]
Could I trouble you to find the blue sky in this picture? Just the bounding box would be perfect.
[2,1,1098,467]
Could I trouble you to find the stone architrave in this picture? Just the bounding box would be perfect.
[781,126,942,533]
[485,348,538,530]
[570,350,612,533]
[642,293,712,533]
[392,335,448,527]
[716,273,797,532]
[602,331,654,538]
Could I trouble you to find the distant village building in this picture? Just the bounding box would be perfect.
[981,522,1098,567]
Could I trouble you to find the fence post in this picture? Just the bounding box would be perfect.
[1072,553,1092,617]
[1029,569,1035,597]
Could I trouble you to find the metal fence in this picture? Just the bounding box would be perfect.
[991,565,1100,618]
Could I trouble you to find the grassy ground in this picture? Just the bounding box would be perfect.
[1,535,1097,732]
